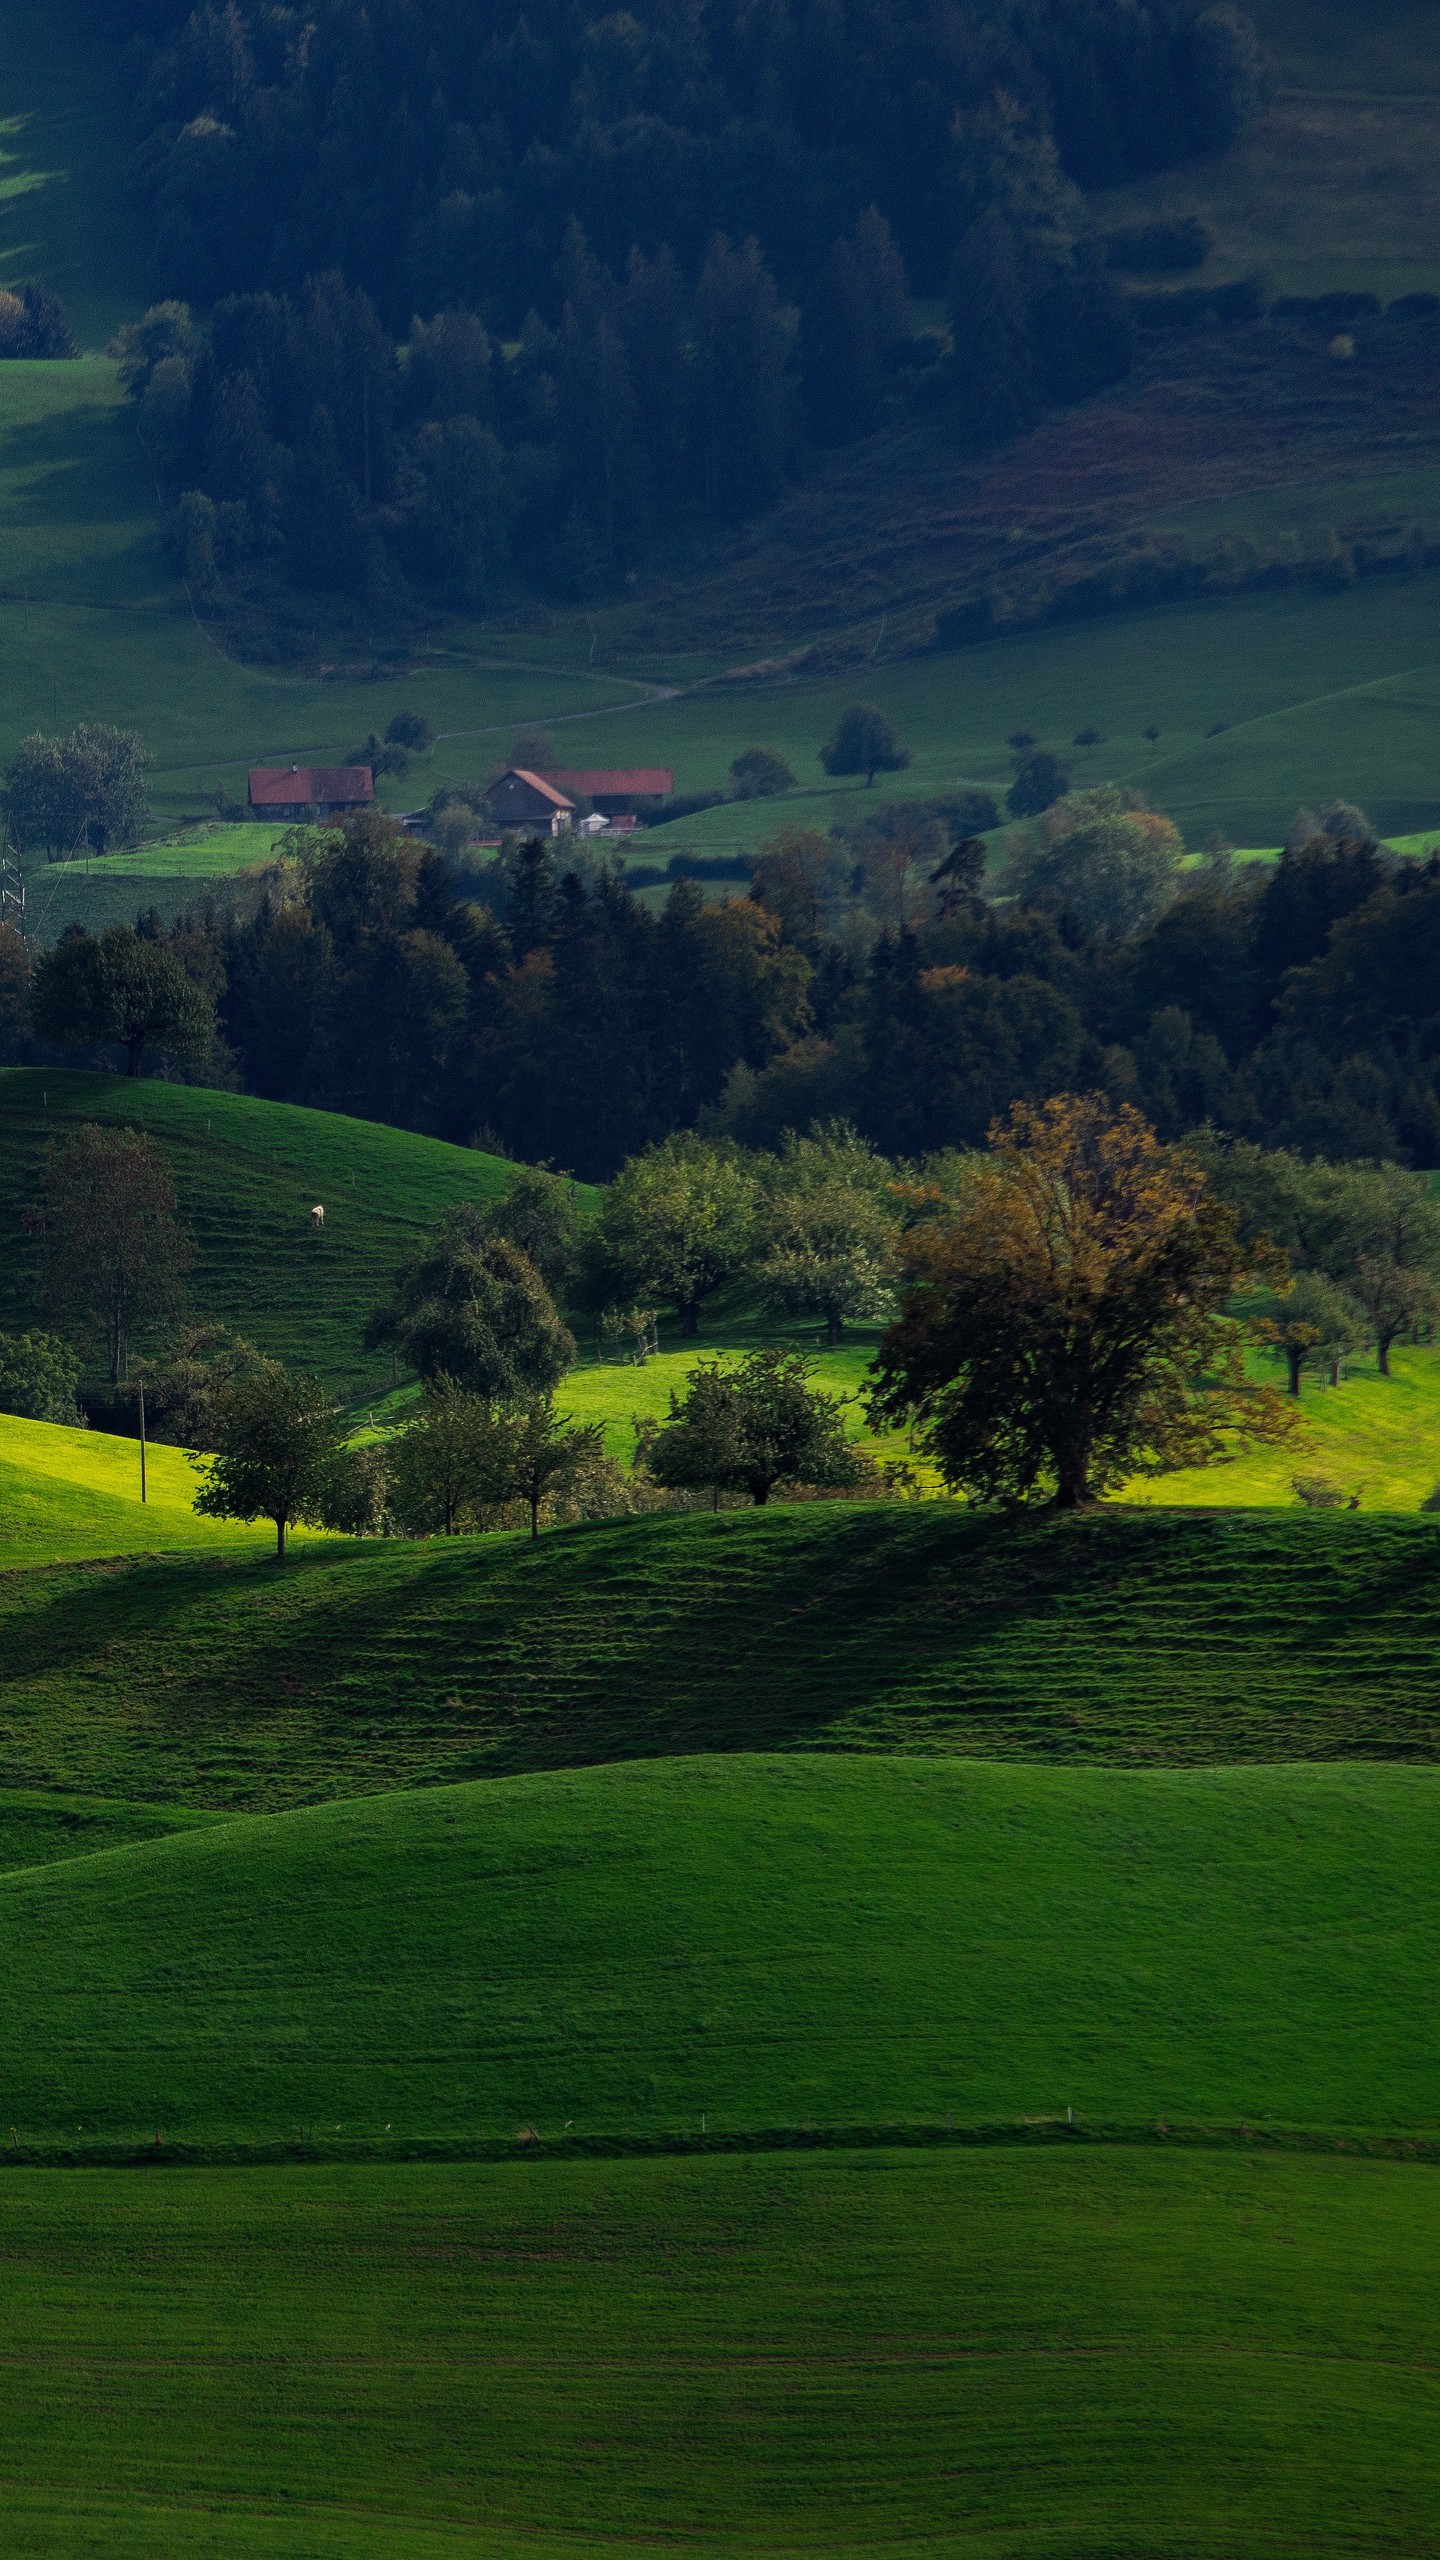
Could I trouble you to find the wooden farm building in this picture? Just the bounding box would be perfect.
[552,768,672,815]
[248,765,376,821]
[487,765,675,834]
[487,768,579,834]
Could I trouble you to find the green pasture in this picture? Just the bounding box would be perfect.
[6,343,1440,864]
[0,2146,1431,2558]
[1092,1,1440,302]
[0,1071,525,1391]
[1138,1344,1440,1509]
[3,1507,1440,1807]
[551,571,1440,853]
[0,1409,298,1569]
[2,1753,1437,2145]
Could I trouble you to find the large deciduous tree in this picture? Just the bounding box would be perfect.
[30,925,215,1076]
[871,1092,1290,1508]
[26,1122,195,1385]
[364,1206,575,1396]
[585,1134,759,1337]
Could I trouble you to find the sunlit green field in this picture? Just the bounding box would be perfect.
[0,1409,286,1567]
[3,1752,1437,2145]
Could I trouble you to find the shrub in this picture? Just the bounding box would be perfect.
[0,1329,82,1426]
[1006,749,1071,819]
[730,747,795,800]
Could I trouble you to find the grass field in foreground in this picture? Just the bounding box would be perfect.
[2,1754,1436,2146]
[0,1071,526,1392]
[0,2147,1433,2559]
[4,1508,1440,1808]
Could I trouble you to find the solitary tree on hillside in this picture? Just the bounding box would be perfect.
[870,1093,1292,1509]
[642,1347,864,1508]
[26,1123,194,1385]
[819,704,910,788]
[1250,1271,1365,1397]
[192,1359,352,1559]
[486,1395,606,1539]
[730,747,795,800]
[387,1377,497,1536]
[364,1206,575,1397]
[30,925,215,1076]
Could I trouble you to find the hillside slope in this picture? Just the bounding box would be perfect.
[2,1753,1436,2150]
[3,1507,1439,1808]
[2,2147,1436,2559]
[0,1071,527,1390]
[0,1409,317,1568]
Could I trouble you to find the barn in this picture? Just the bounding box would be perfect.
[487,769,578,834]
[248,765,376,821]
[553,768,673,816]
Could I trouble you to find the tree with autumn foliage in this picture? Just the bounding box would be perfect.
[870,1093,1291,1509]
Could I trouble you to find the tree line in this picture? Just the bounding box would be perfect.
[103,0,1265,600]
[11,785,1440,1176]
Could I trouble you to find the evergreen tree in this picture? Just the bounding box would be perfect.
[694,234,795,518]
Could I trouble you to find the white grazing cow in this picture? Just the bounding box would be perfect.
[310,1204,325,1232]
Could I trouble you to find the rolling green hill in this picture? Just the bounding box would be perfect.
[2,1752,1436,2151]
[0,1070,528,1391]
[0,2146,1432,2560]
[0,1785,214,1875]
[3,1507,1439,1810]
[0,1409,314,1568]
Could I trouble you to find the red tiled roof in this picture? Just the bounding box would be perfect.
[554,768,673,797]
[508,768,576,809]
[248,765,375,808]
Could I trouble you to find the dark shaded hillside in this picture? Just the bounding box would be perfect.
[4,1505,1439,1808]
[0,1070,524,1390]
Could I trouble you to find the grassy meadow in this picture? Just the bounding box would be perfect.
[1,1752,1437,2147]
[0,1409,305,1569]
[0,2147,1433,2560]
[4,10,1440,2550]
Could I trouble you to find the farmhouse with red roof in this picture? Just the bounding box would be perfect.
[248,764,376,821]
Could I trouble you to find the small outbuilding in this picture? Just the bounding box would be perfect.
[248,765,376,821]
